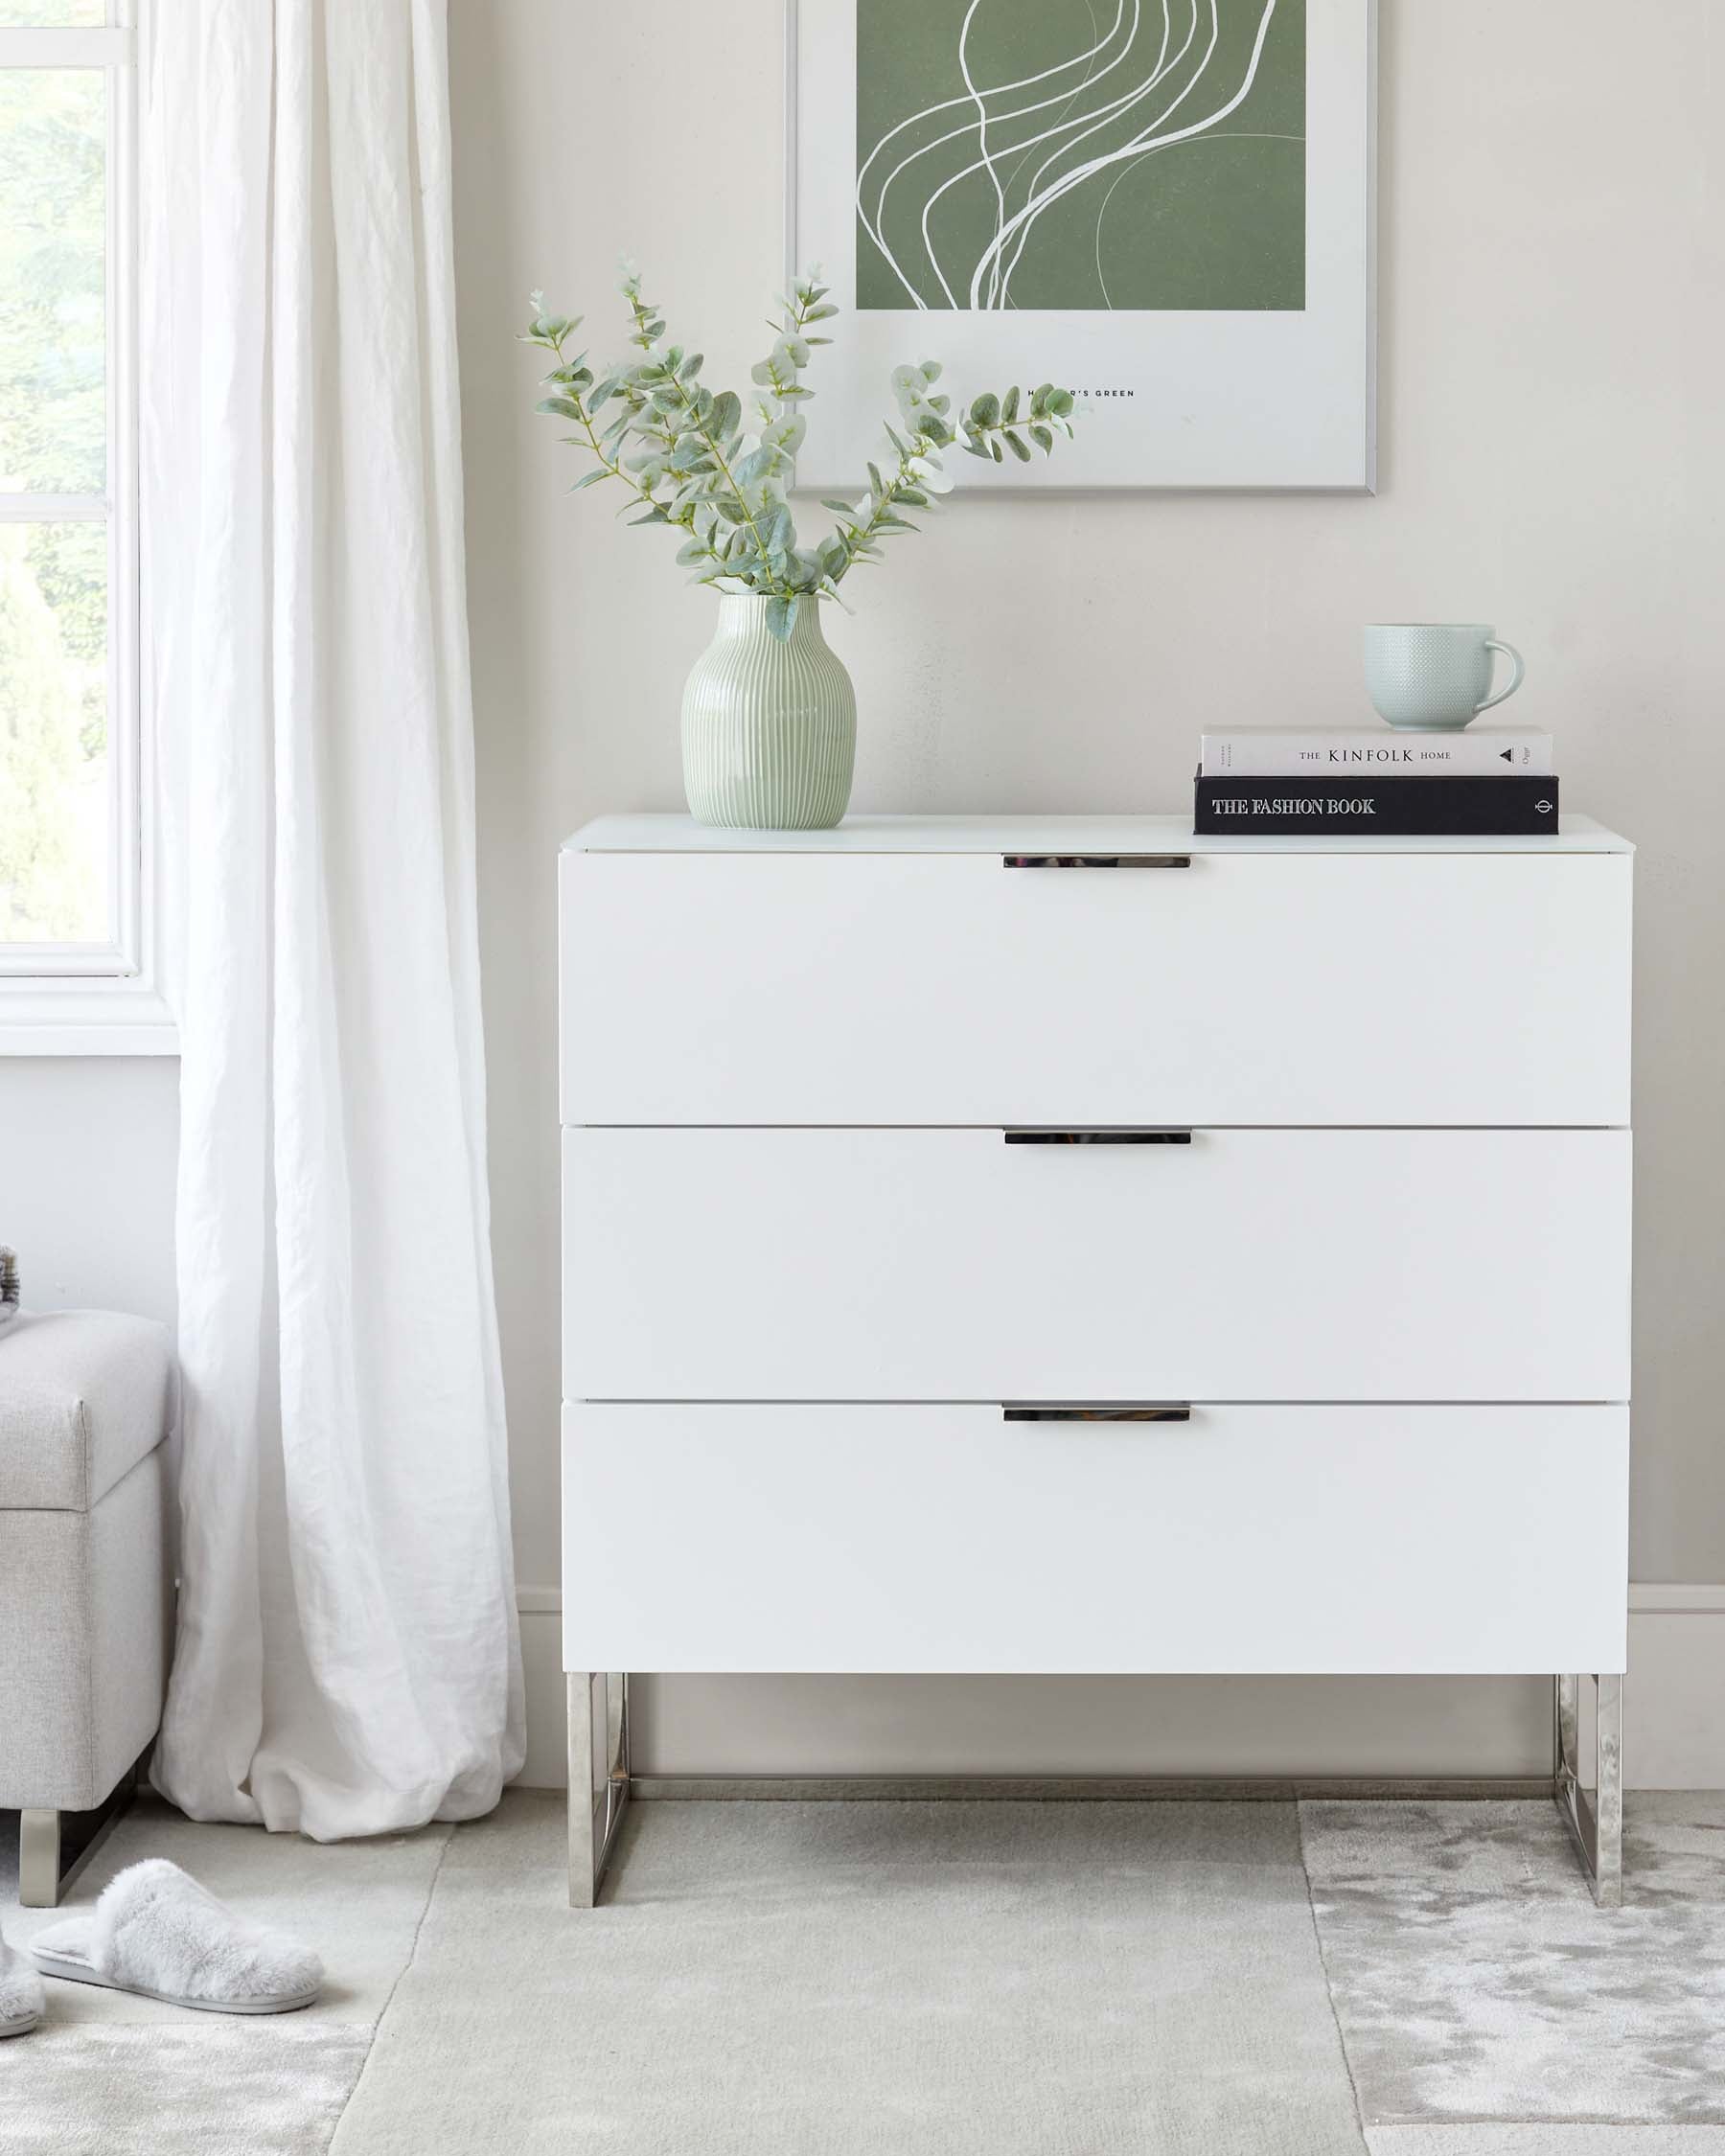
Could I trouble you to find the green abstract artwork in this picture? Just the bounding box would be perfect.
[856,0,1305,312]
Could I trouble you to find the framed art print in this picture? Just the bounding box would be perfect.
[786,0,1375,492]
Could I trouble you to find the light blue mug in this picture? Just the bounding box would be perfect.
[1364,623,1526,731]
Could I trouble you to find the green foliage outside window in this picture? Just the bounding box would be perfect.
[0,64,108,943]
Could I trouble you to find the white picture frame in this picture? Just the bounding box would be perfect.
[785,0,1376,494]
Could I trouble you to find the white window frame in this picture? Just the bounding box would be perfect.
[0,8,172,1053]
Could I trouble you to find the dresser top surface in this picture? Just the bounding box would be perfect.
[566,813,1632,857]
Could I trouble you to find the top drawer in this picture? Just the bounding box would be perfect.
[560,847,1631,1127]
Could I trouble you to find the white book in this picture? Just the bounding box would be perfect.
[1199,727,1553,778]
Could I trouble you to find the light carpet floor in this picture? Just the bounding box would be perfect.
[6,1792,1725,2153]
[328,1796,1366,2156]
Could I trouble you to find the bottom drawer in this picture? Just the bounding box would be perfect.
[562,1402,1628,1678]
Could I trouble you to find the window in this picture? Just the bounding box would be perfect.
[0,5,162,1045]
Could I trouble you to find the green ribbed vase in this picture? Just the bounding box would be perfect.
[681,593,857,830]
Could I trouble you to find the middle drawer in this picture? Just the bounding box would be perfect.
[564,1127,1630,1403]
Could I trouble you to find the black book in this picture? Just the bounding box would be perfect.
[1192,772,1560,837]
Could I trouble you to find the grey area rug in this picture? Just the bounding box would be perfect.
[329,1793,1368,2156]
[0,2024,370,2156]
[1301,1795,1725,2127]
[1367,2132,1725,2154]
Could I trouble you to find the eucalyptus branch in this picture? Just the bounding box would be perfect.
[518,268,1081,638]
[525,314,661,516]
[958,381,1078,467]
[824,431,937,578]
[660,368,780,591]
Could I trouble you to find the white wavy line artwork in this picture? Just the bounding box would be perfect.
[855,0,1301,312]
[861,1,1138,309]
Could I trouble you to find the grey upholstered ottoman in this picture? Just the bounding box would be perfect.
[0,1311,173,1905]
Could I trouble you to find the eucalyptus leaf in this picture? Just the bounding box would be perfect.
[521,276,1079,606]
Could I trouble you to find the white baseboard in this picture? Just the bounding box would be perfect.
[518,1599,570,1789]
[1619,1586,1725,1787]
[511,1585,1725,1792]
[1629,1584,1725,1615]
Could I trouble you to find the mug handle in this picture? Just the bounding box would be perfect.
[1476,639,1525,714]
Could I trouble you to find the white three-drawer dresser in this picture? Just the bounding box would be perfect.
[560,814,1633,1906]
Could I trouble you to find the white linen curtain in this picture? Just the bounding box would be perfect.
[141,0,524,1837]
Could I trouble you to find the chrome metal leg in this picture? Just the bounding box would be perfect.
[17,1753,150,1908]
[567,1672,630,1909]
[17,1811,60,1909]
[1554,1672,1623,1908]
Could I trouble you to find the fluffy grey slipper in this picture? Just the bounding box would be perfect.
[1,1918,45,2036]
[31,1859,322,2014]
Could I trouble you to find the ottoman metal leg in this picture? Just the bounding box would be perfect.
[16,1754,145,1908]
[1554,1672,1623,1908]
[17,1810,61,1909]
[567,1672,631,1909]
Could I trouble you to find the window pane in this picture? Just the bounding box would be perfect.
[0,519,109,943]
[0,70,105,493]
[0,4,105,25]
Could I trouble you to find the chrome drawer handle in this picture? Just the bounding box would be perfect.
[1002,853,1191,869]
[1003,1404,1193,1423]
[1002,1129,1193,1145]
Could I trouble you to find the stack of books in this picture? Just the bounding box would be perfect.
[1192,728,1558,836]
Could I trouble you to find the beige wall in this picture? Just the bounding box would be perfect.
[0,1059,178,1330]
